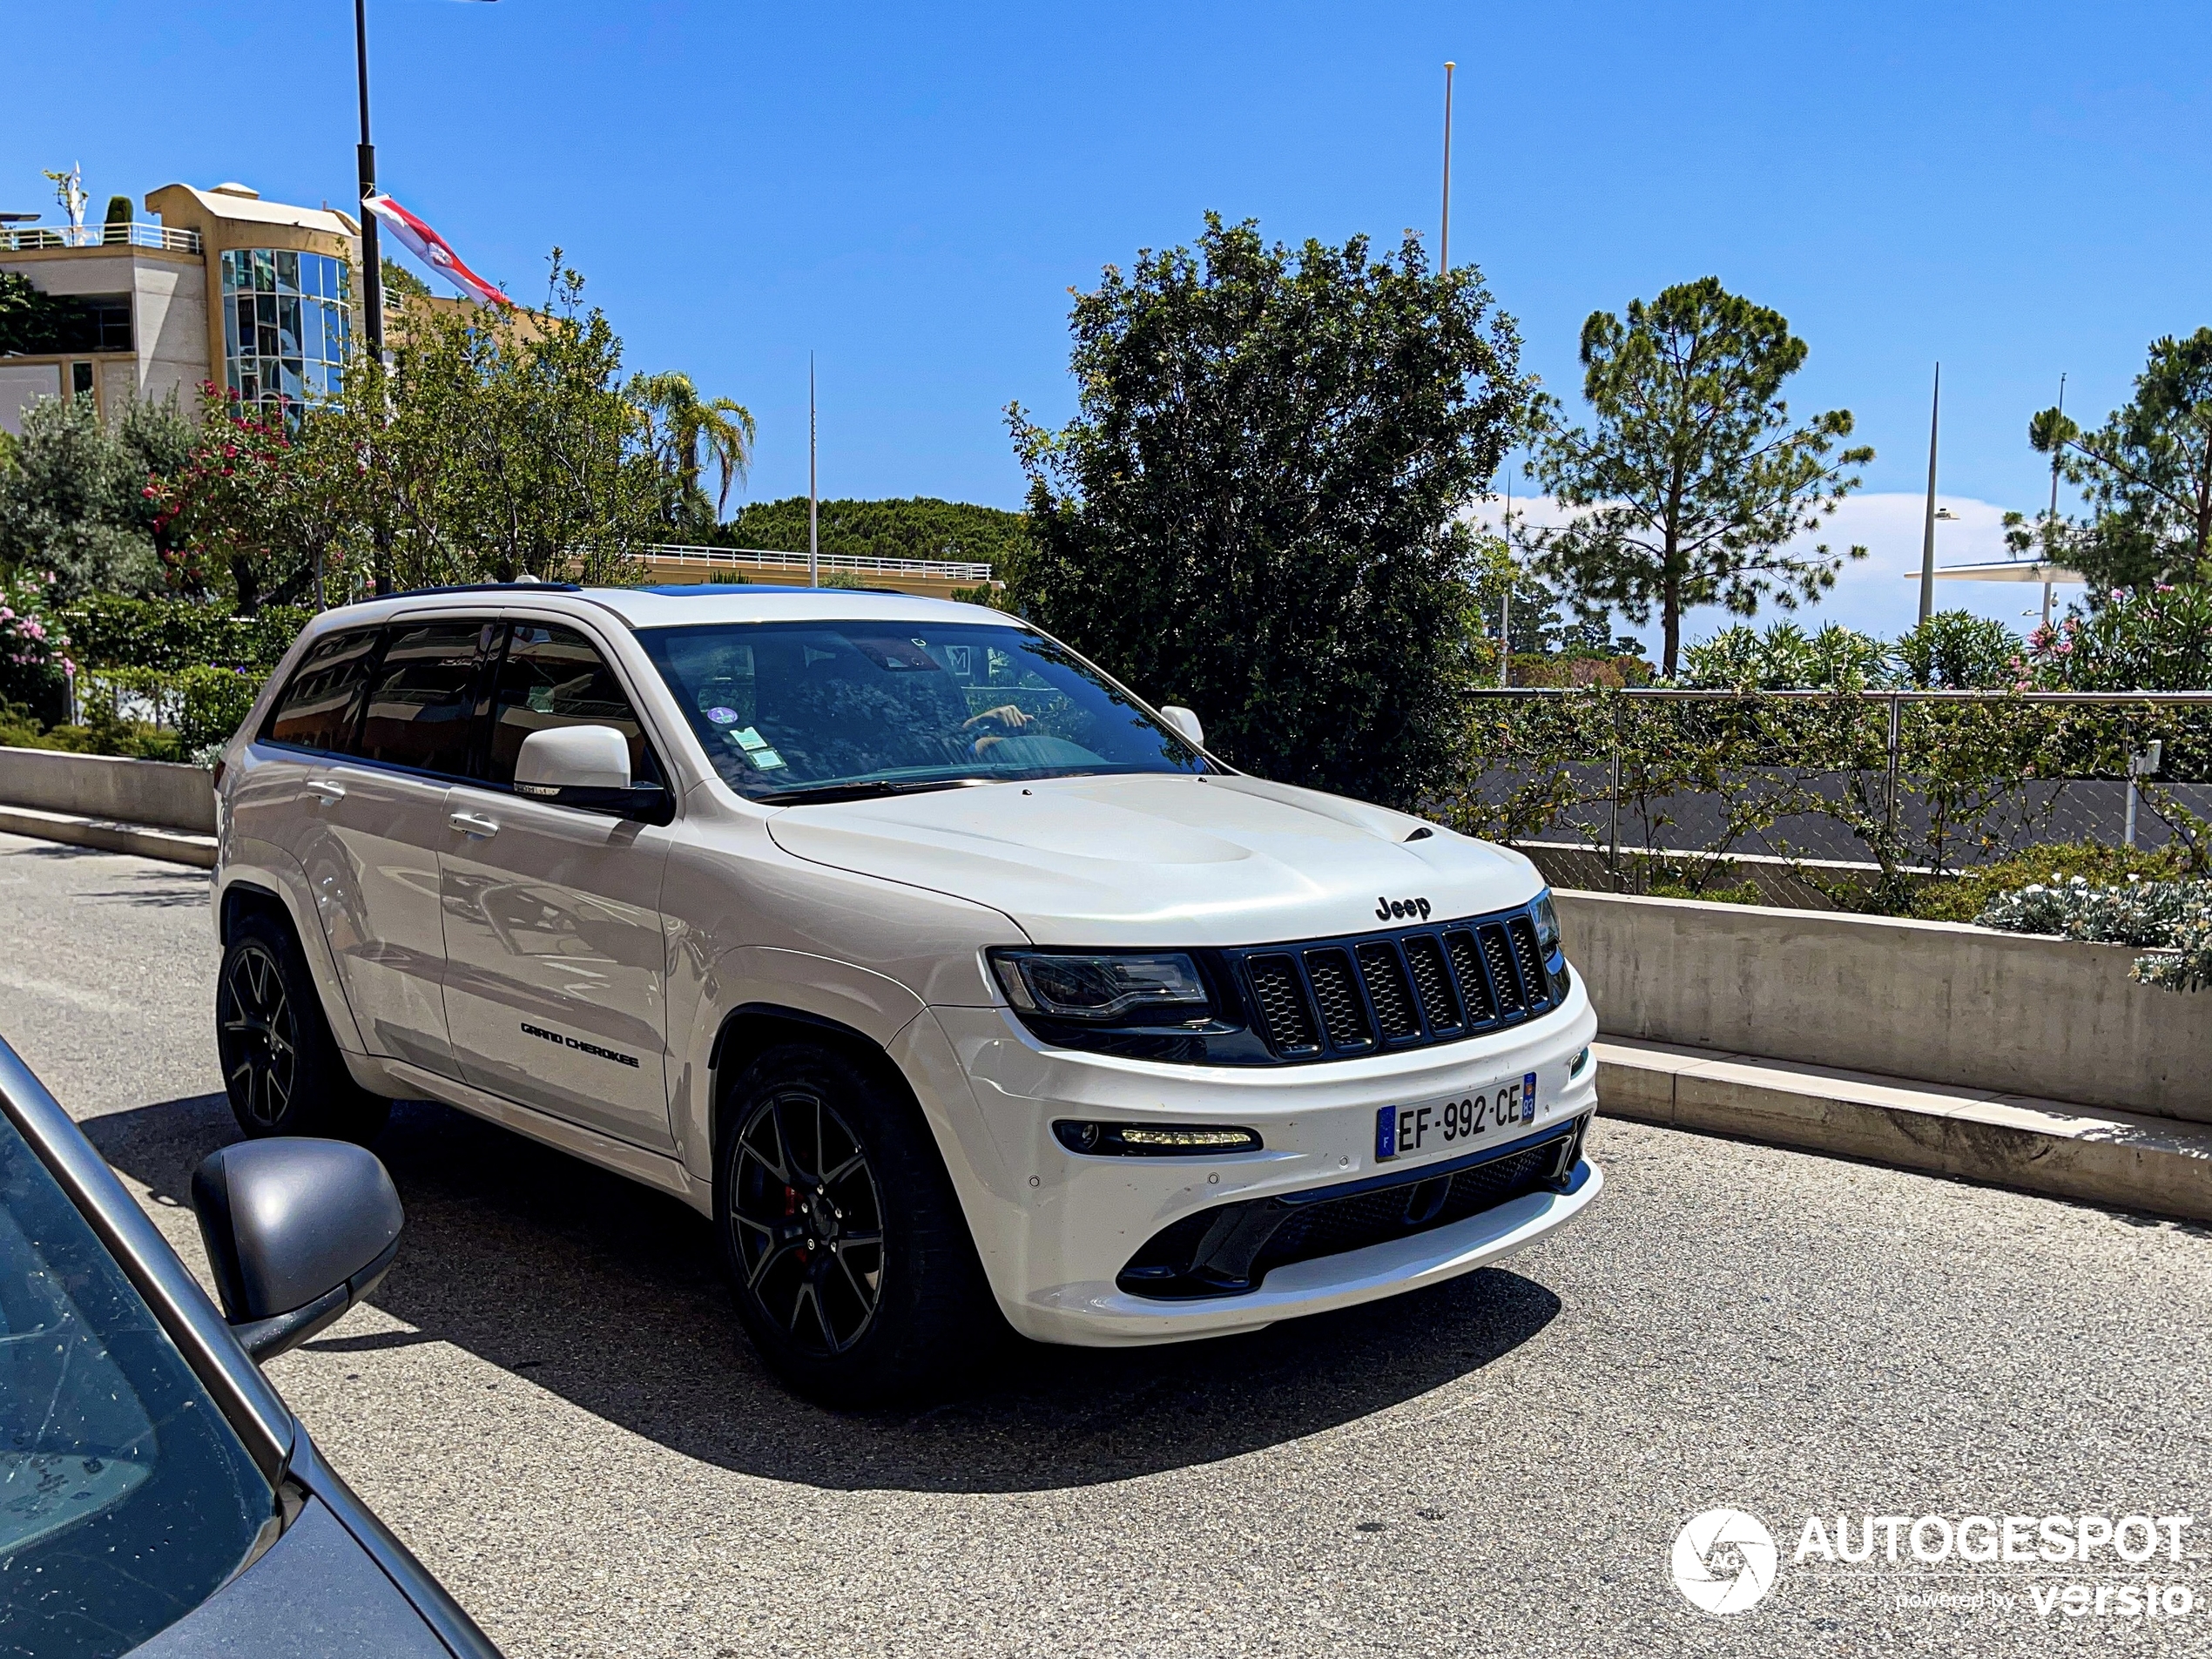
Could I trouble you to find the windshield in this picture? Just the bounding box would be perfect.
[0,1114,275,1658]
[638,619,1210,799]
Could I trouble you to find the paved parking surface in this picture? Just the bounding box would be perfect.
[4,828,2209,1657]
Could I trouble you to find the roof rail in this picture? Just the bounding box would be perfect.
[335,581,583,605]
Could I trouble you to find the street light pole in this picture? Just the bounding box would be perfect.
[1917,362,1940,626]
[354,0,383,366]
[808,354,819,589]
[1440,61,1454,273]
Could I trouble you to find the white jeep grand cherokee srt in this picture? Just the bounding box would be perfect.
[212,582,1602,1402]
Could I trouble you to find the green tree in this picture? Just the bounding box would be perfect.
[380,258,431,300]
[1523,276,1873,676]
[726,496,1030,566]
[630,369,756,533]
[0,388,190,603]
[1004,214,1526,807]
[345,253,663,588]
[0,272,94,355]
[2030,329,2212,595]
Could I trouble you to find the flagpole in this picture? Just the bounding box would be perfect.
[1440,61,1455,273]
[808,354,819,589]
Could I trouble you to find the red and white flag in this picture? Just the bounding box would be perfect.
[361,193,511,307]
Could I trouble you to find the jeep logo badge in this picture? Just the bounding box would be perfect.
[1376,895,1432,921]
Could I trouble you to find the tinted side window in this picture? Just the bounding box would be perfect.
[262,628,378,752]
[357,621,493,778]
[484,624,659,788]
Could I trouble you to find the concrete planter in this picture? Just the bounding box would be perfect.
[0,745,216,833]
[1555,888,2211,1127]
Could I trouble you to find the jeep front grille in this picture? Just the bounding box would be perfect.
[1233,903,1563,1062]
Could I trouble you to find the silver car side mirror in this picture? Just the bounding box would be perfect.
[516,724,632,792]
[513,725,666,819]
[191,1139,404,1363]
[1158,705,1204,748]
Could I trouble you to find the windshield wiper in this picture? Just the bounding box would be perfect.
[764,777,999,806]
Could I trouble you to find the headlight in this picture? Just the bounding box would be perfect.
[989,948,1211,1022]
[1532,891,1562,961]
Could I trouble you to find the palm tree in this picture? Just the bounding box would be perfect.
[631,371,756,533]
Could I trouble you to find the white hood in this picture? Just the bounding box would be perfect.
[765,772,1541,948]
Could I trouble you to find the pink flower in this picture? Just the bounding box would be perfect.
[2113,588,2127,600]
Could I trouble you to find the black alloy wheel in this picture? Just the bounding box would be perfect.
[729,1086,887,1357]
[714,1042,1002,1406]
[219,940,298,1130]
[213,911,391,1143]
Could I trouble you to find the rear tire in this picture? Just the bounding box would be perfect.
[715,1041,1001,1407]
[215,912,390,1143]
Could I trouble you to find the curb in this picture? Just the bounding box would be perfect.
[0,806,218,869]
[1596,1037,2212,1224]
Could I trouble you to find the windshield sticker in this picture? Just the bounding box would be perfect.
[705,706,739,725]
[731,725,769,751]
[747,747,787,770]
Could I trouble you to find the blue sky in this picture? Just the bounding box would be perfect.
[8,1,2208,647]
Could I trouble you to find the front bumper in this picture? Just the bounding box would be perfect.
[930,973,1602,1346]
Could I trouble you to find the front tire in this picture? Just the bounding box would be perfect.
[215,912,390,1143]
[715,1042,1000,1406]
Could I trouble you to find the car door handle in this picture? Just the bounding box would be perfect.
[448,810,501,838]
[305,779,347,804]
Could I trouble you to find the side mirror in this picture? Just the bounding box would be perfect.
[1158,705,1205,748]
[514,724,664,819]
[191,1139,404,1363]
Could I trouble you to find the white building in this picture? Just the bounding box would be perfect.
[1,180,361,435]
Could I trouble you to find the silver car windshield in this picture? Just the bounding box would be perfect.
[638,620,1210,799]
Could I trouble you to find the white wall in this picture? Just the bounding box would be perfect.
[133,257,207,410]
[0,362,62,437]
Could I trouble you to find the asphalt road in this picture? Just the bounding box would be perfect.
[3,828,2209,1658]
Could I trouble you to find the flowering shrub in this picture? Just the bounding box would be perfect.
[1671,614,2018,691]
[1975,873,2212,992]
[2027,583,2212,691]
[0,569,76,720]
[142,382,300,610]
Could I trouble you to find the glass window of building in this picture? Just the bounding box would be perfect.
[219,247,353,413]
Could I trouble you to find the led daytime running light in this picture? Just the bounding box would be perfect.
[1053,1121,1264,1157]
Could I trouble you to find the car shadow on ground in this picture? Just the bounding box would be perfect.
[89,1090,1563,1495]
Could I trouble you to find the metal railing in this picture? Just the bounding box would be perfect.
[0,221,202,253]
[645,543,996,583]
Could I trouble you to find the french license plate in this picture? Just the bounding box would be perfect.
[1376,1071,1536,1162]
